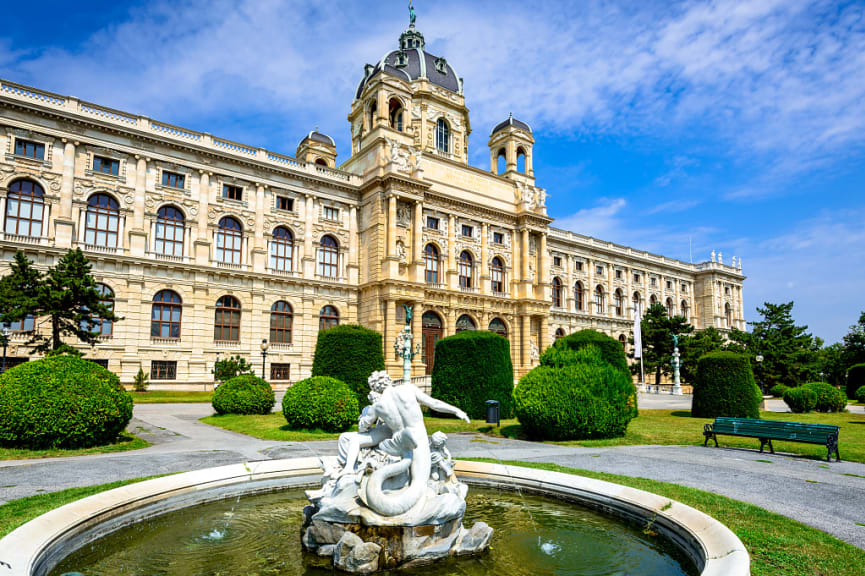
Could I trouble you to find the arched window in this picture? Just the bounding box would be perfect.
[725,303,732,328]
[619,334,627,351]
[85,193,120,248]
[5,179,44,237]
[574,281,584,312]
[666,297,675,317]
[155,206,185,257]
[496,149,506,174]
[681,299,689,321]
[594,285,605,314]
[632,292,642,317]
[215,217,243,264]
[368,99,377,130]
[456,314,476,332]
[270,301,293,344]
[315,158,329,167]
[650,294,658,306]
[458,251,473,289]
[555,328,566,340]
[436,118,450,154]
[488,317,508,337]
[270,226,294,272]
[424,244,440,284]
[318,235,339,278]
[320,305,340,330]
[551,277,563,308]
[516,147,526,173]
[85,283,114,337]
[614,289,624,317]
[490,257,505,293]
[151,290,182,339]
[214,295,241,341]
[389,98,404,131]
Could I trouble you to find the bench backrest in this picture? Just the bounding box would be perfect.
[713,417,839,443]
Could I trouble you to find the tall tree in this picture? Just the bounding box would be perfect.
[679,326,725,383]
[634,302,694,385]
[818,342,846,388]
[0,249,119,354]
[727,301,818,388]
[842,311,865,369]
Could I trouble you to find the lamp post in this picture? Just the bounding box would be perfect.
[670,333,682,396]
[755,355,764,395]
[260,339,269,380]
[1,327,9,373]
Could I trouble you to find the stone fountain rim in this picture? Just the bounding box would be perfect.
[0,457,749,576]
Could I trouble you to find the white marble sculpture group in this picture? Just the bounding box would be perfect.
[302,370,493,573]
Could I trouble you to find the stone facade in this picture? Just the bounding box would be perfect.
[0,23,744,388]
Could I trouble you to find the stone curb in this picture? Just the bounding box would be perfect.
[0,458,749,576]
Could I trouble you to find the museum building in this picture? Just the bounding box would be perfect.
[0,21,745,387]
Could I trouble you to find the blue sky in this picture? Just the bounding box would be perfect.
[2,0,863,343]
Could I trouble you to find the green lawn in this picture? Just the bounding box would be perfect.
[201,408,865,463]
[130,390,213,403]
[0,433,149,461]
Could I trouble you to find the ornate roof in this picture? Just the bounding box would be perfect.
[299,129,335,147]
[491,113,532,136]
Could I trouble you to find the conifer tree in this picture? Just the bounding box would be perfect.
[636,302,694,385]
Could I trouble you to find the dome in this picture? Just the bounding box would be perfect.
[299,129,335,148]
[491,113,532,136]
[355,25,463,99]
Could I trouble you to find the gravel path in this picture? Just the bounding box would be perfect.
[1,401,864,550]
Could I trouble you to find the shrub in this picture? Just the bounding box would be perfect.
[282,376,359,432]
[550,329,630,376]
[783,386,817,414]
[691,352,761,419]
[213,355,254,383]
[211,374,275,415]
[847,364,865,400]
[802,382,847,413]
[769,384,789,398]
[133,367,149,393]
[431,331,514,420]
[0,355,132,449]
[856,386,865,404]
[311,324,385,407]
[514,347,637,440]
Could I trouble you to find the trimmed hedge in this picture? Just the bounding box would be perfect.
[856,386,865,404]
[847,364,865,400]
[784,386,817,414]
[431,331,514,420]
[212,374,275,415]
[514,346,637,440]
[769,384,789,398]
[0,355,132,449]
[691,352,762,419]
[311,324,385,407]
[802,382,847,413]
[551,329,630,376]
[282,376,359,432]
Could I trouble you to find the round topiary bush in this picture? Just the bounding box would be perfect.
[431,330,514,420]
[0,355,132,449]
[769,384,789,398]
[856,386,865,404]
[211,374,275,415]
[514,347,637,440]
[551,329,630,376]
[783,386,817,414]
[311,324,385,407]
[847,364,865,400]
[802,382,847,413]
[282,376,359,432]
[691,352,762,419]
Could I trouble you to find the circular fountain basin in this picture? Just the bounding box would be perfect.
[0,458,749,576]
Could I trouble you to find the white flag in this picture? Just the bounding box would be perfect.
[632,305,642,359]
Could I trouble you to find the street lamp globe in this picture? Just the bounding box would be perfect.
[260,339,269,353]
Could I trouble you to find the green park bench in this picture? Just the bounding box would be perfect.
[703,417,841,462]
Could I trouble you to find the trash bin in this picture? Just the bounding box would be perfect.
[485,400,500,427]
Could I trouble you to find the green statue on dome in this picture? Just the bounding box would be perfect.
[409,0,416,26]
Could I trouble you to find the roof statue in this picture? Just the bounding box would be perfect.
[409,0,416,26]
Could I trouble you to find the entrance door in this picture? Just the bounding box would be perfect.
[421,312,443,375]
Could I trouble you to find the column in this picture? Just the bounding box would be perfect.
[521,228,530,298]
[348,205,359,284]
[411,303,422,377]
[252,184,266,272]
[520,315,529,371]
[387,195,397,257]
[412,201,423,282]
[195,171,210,265]
[303,195,315,277]
[55,140,76,248]
[480,223,489,294]
[538,232,549,286]
[447,214,456,289]
[128,157,147,256]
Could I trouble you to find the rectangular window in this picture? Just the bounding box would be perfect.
[93,156,120,176]
[323,206,339,221]
[682,283,688,292]
[151,360,177,380]
[14,139,45,160]
[650,277,657,287]
[277,196,293,211]
[634,273,641,283]
[492,231,504,245]
[461,225,473,237]
[271,363,291,381]
[88,359,110,369]
[4,316,34,333]
[575,261,583,271]
[553,256,562,267]
[596,265,604,276]
[666,280,672,290]
[162,171,185,189]
[615,270,623,279]
[426,216,439,230]
[223,184,243,201]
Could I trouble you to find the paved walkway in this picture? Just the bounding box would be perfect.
[1,402,864,550]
